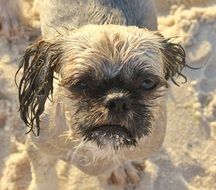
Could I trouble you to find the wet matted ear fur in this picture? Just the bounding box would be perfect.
[160,38,189,85]
[152,30,194,85]
[15,40,63,136]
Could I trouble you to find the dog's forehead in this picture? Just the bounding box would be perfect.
[61,25,164,80]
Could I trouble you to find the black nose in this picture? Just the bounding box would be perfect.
[104,94,131,113]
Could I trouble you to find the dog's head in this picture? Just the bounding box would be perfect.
[16,25,186,150]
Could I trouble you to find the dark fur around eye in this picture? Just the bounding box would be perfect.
[140,79,157,90]
[15,40,62,136]
[70,81,89,91]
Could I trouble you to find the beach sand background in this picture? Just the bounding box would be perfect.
[0,0,216,189]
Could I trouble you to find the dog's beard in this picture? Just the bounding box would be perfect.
[72,100,154,150]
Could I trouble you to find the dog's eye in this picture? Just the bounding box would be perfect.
[140,79,157,90]
[71,81,89,90]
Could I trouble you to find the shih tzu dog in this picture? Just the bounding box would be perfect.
[16,0,188,189]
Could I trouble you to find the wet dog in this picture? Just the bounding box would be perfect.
[16,0,187,189]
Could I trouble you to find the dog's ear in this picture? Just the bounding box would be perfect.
[161,39,187,85]
[155,32,187,85]
[15,40,63,136]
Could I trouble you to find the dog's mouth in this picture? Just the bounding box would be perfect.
[81,124,137,150]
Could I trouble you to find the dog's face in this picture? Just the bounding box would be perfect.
[16,25,186,150]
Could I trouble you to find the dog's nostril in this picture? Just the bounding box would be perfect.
[105,98,130,112]
[108,101,116,109]
[122,102,128,110]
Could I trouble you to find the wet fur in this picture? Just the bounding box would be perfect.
[16,41,63,135]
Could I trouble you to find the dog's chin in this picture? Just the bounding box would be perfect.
[81,125,137,150]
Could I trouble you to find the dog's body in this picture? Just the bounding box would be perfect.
[16,0,187,189]
[38,0,157,38]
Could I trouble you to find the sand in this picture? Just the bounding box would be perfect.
[0,0,216,189]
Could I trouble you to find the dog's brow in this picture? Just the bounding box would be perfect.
[65,72,94,85]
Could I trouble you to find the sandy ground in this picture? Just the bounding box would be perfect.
[0,0,216,189]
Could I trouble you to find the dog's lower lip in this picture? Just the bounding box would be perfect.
[82,124,137,149]
[87,124,128,137]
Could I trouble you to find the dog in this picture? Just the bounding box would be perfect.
[16,0,188,189]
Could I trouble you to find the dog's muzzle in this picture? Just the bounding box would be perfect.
[80,92,138,150]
